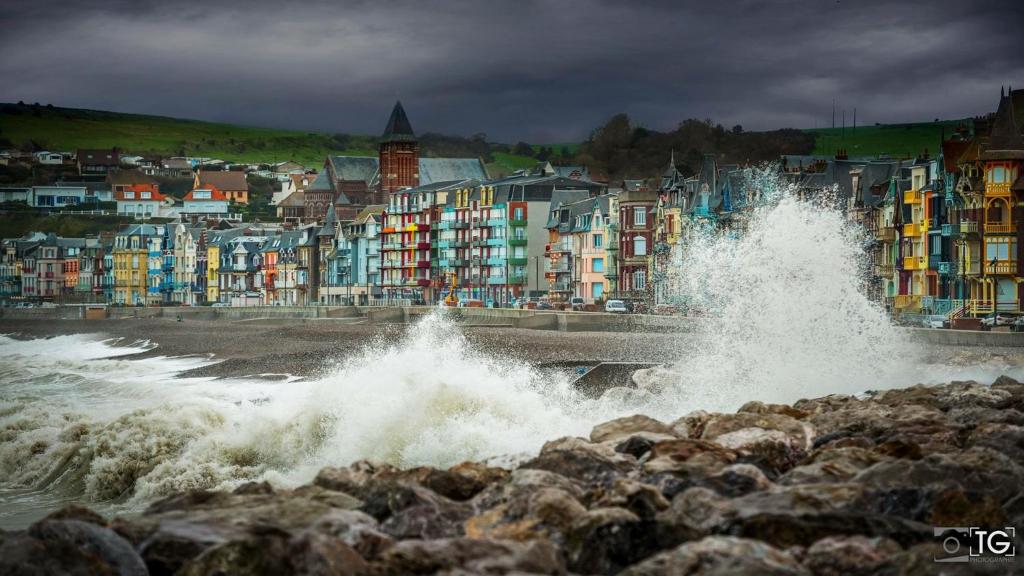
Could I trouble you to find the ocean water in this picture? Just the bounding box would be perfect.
[2,168,1020,528]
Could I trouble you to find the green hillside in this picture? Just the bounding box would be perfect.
[806,120,966,158]
[0,103,539,174]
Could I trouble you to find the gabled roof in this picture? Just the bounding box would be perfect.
[278,190,306,207]
[318,203,338,236]
[354,204,386,224]
[115,183,167,202]
[196,170,248,191]
[382,100,415,142]
[107,169,157,186]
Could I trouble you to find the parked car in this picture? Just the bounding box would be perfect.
[211,302,231,308]
[536,301,552,310]
[569,297,585,311]
[981,314,1014,328]
[923,316,947,329]
[1011,317,1024,332]
[605,299,628,313]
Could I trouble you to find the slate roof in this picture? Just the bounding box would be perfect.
[982,89,1024,160]
[382,101,416,142]
[278,190,306,207]
[197,170,248,191]
[419,158,489,184]
[328,156,379,185]
[318,203,338,237]
[107,169,158,186]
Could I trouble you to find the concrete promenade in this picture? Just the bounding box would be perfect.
[3,304,1024,344]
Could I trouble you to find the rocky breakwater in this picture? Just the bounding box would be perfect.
[3,376,1024,575]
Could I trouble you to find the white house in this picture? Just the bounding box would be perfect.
[33,151,64,165]
[115,184,169,218]
[31,186,87,208]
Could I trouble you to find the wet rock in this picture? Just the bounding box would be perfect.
[967,422,1024,461]
[565,507,667,575]
[136,519,248,576]
[233,480,275,495]
[656,487,730,540]
[590,414,676,443]
[40,504,109,526]
[800,535,901,576]
[592,479,670,520]
[521,436,635,486]
[615,435,658,459]
[0,519,149,576]
[465,476,586,543]
[699,413,815,477]
[642,438,738,477]
[373,485,472,539]
[738,400,810,420]
[700,463,773,496]
[620,536,809,575]
[371,537,564,575]
[177,528,368,576]
[668,410,712,439]
[310,509,394,560]
[778,446,891,485]
[314,460,398,499]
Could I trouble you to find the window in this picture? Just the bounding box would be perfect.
[634,236,647,256]
[124,191,135,199]
[633,270,646,290]
[593,283,604,298]
[593,234,602,248]
[990,166,1007,183]
[634,208,646,226]
[986,238,1015,261]
[592,258,604,272]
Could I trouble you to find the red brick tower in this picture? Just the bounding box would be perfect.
[378,100,419,201]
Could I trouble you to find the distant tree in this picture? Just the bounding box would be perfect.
[535,147,552,161]
[512,141,533,156]
[560,146,570,158]
[732,125,743,134]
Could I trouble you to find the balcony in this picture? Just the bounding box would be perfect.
[940,224,958,237]
[486,238,506,246]
[903,223,922,237]
[486,218,505,227]
[487,276,507,285]
[508,275,527,285]
[903,190,921,204]
[546,243,571,254]
[416,223,431,232]
[937,261,953,275]
[509,219,527,227]
[548,264,570,274]
[416,278,431,287]
[969,300,995,315]
[416,260,430,268]
[986,222,1013,234]
[960,221,979,235]
[382,227,396,234]
[903,256,925,270]
[381,242,403,250]
[508,238,527,247]
[416,242,431,250]
[875,227,896,241]
[874,263,895,277]
[508,257,527,266]
[435,240,453,249]
[486,257,506,266]
[987,260,1017,274]
[440,258,467,267]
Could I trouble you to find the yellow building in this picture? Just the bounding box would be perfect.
[112,224,154,305]
[206,242,221,303]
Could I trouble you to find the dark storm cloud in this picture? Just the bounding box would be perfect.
[1,0,1022,142]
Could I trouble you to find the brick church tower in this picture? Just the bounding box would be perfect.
[378,101,419,200]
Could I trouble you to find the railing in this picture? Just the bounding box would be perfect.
[508,238,527,246]
[941,224,958,237]
[902,256,925,270]
[893,294,922,309]
[508,275,527,285]
[969,300,995,315]
[986,222,1013,234]
[903,190,921,204]
[486,219,505,227]
[875,227,896,241]
[485,257,506,266]
[486,238,506,246]
[509,219,527,227]
[487,276,507,285]
[508,257,527,266]
[937,261,955,275]
[960,221,979,234]
[903,223,922,236]
[874,263,895,277]
[987,260,1017,274]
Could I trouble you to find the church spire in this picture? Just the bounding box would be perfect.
[381,100,416,142]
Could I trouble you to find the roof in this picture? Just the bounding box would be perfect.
[381,100,415,142]
[184,185,227,202]
[196,170,248,191]
[163,158,192,170]
[419,158,489,184]
[354,204,386,223]
[278,190,306,207]
[942,139,971,173]
[76,149,119,166]
[328,156,379,185]
[318,203,338,236]
[982,88,1024,160]
[114,183,167,202]
[288,173,319,190]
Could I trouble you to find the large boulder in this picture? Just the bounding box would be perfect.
[590,415,677,444]
[800,535,902,576]
[521,436,636,486]
[0,518,147,576]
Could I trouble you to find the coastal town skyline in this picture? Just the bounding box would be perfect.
[2,0,1022,141]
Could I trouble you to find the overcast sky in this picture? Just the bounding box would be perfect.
[2,0,1022,142]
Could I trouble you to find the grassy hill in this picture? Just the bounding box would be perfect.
[806,120,966,158]
[0,103,539,175]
